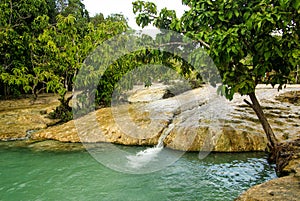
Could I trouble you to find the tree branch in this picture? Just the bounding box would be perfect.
[157,40,210,49]
[198,39,210,49]
[243,98,253,108]
[180,30,211,49]
[158,41,189,47]
[9,0,12,25]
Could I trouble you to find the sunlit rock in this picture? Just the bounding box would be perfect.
[30,85,300,153]
[235,175,300,201]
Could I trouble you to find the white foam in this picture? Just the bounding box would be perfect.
[126,124,175,169]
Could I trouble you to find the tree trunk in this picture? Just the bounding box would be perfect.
[244,92,278,154]
[4,84,9,99]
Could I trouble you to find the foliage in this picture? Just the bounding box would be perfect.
[0,0,129,121]
[74,30,202,114]
[0,0,49,97]
[2,0,297,134]
[0,0,202,122]
[133,0,299,99]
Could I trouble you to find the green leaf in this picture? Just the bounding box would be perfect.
[241,29,246,35]
[246,19,252,29]
[257,21,262,31]
[218,15,225,21]
[264,51,271,60]
[228,11,233,19]
[244,11,251,20]
[293,0,300,9]
[274,46,283,57]
[234,9,239,17]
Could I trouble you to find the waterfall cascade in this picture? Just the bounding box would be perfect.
[126,123,175,168]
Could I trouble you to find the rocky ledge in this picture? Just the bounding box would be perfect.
[30,85,300,153]
[32,84,300,201]
[234,87,300,201]
[236,175,300,201]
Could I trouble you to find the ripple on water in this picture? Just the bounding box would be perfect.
[0,145,276,201]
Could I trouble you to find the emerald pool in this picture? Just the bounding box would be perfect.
[0,142,276,201]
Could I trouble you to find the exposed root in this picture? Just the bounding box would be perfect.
[270,139,300,176]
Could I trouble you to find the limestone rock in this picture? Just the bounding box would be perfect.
[31,85,300,153]
[32,105,169,146]
[235,175,300,201]
[28,140,84,152]
[127,85,168,103]
[0,94,60,141]
[1,85,300,201]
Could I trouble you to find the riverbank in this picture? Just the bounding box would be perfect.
[30,85,300,152]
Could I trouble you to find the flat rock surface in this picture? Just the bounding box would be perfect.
[0,94,60,141]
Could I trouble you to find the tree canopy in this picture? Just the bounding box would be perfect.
[0,0,127,100]
[134,0,299,97]
[0,0,130,121]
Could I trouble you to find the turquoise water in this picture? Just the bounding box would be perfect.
[0,143,276,201]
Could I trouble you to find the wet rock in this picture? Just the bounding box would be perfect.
[273,139,300,176]
[235,86,300,201]
[235,175,300,201]
[28,140,84,152]
[235,142,300,201]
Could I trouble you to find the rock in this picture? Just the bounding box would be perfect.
[2,85,299,154]
[30,85,300,153]
[235,140,300,201]
[234,86,300,201]
[28,140,84,152]
[32,104,168,146]
[127,84,169,103]
[273,139,300,176]
[0,94,60,141]
[1,84,300,201]
[235,175,300,201]
[275,90,300,105]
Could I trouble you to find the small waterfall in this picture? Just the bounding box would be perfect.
[155,123,175,148]
[126,123,175,169]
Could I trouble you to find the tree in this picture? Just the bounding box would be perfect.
[0,0,129,120]
[90,13,105,26]
[58,0,90,36]
[133,0,299,157]
[0,0,50,98]
[46,0,59,24]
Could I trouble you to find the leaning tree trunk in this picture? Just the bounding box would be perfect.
[245,92,300,176]
[244,92,278,160]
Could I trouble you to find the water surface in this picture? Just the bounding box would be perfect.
[0,143,276,201]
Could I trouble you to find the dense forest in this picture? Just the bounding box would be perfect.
[0,0,129,101]
[0,0,299,136]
